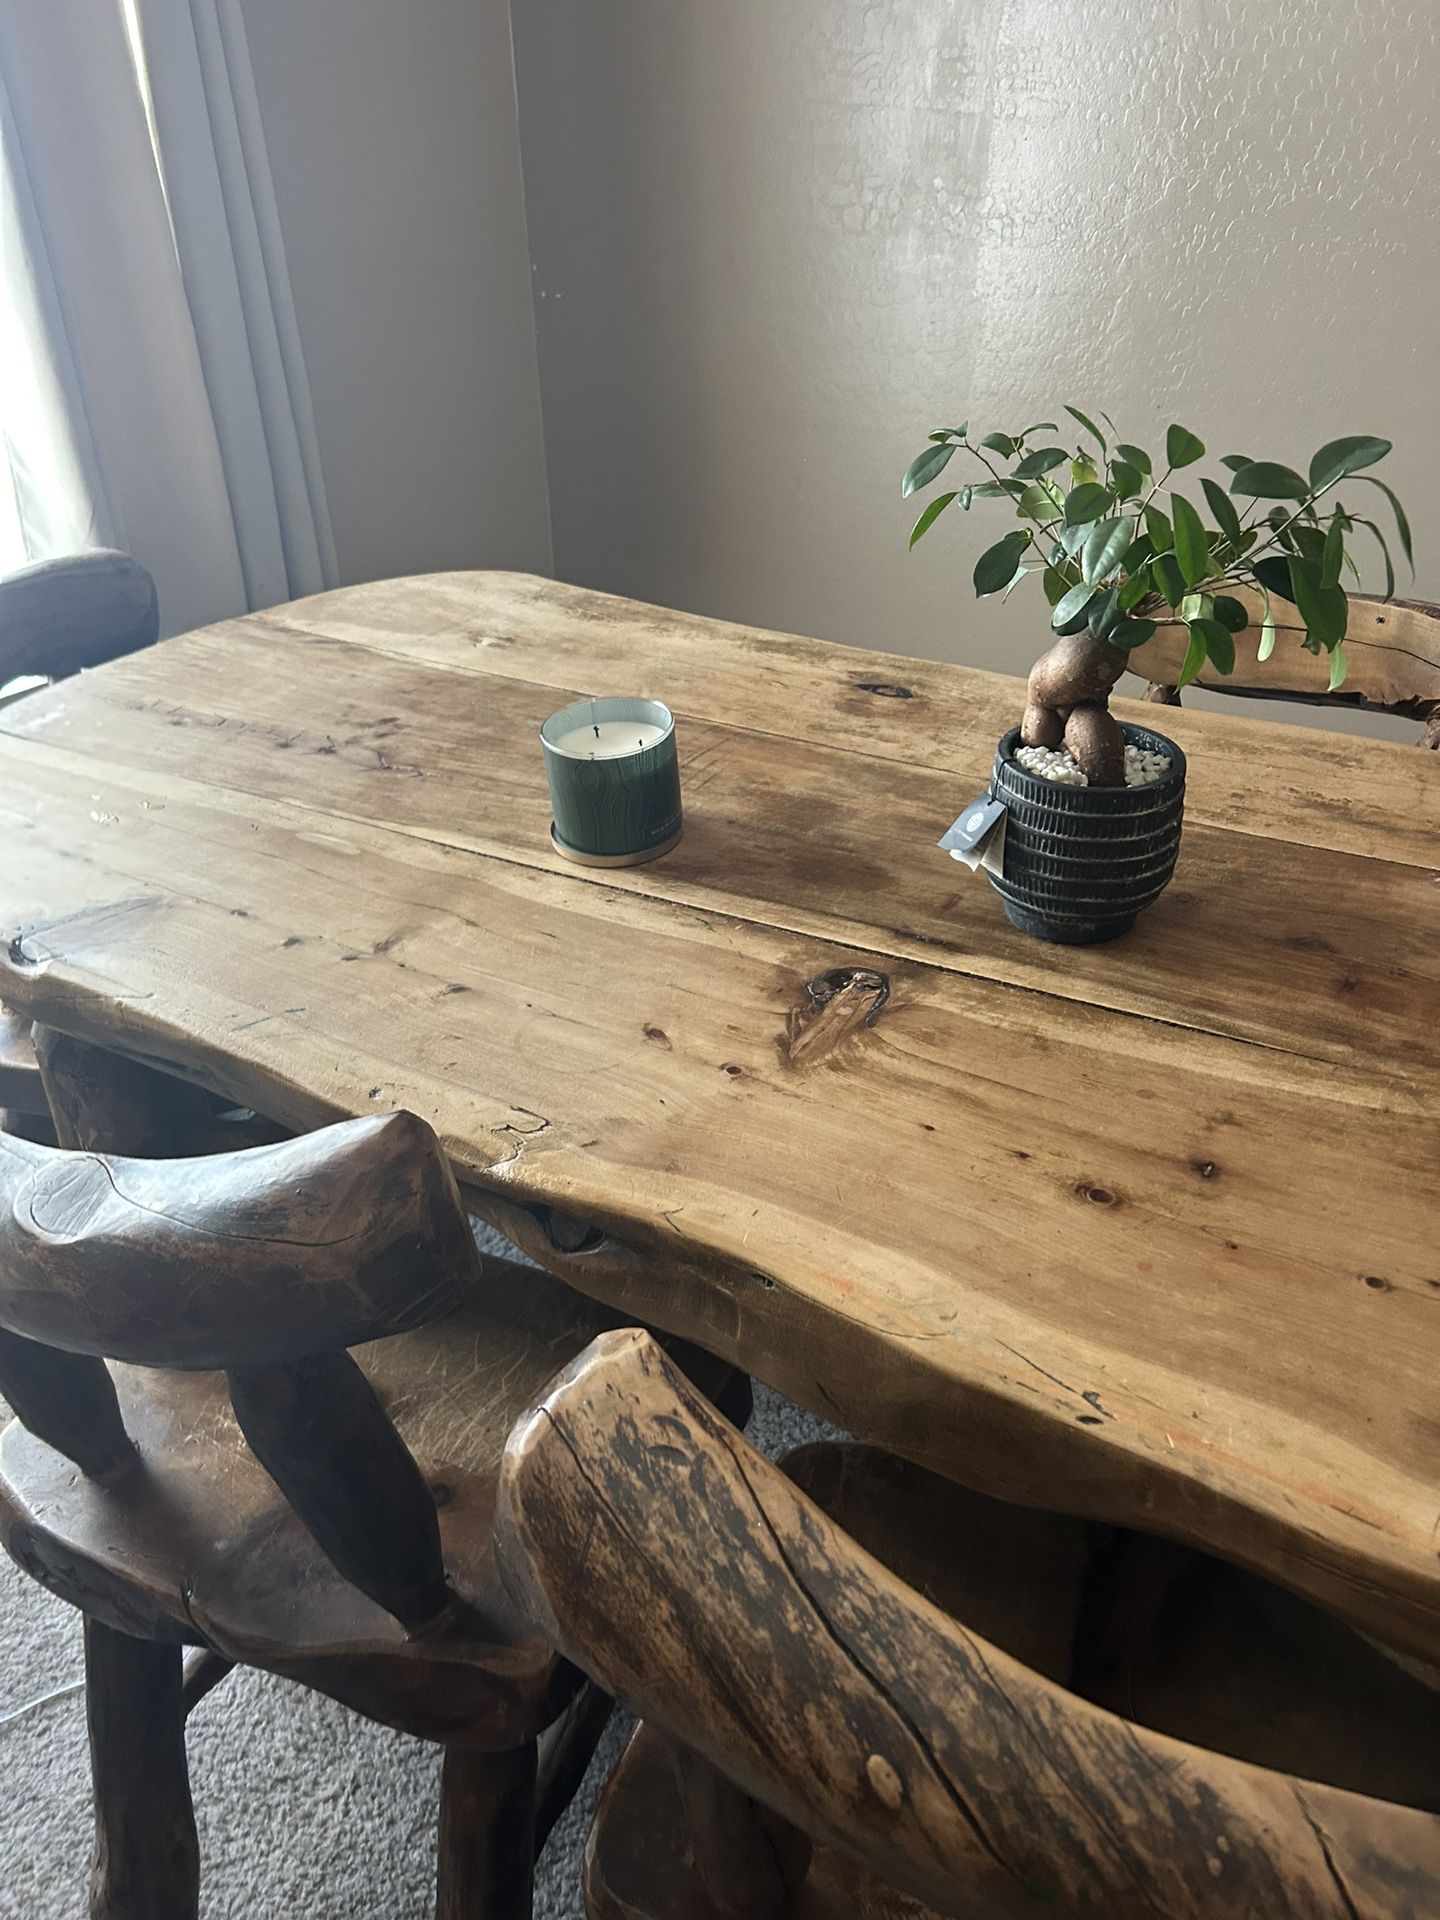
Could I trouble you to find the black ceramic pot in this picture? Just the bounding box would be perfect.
[987,723,1186,945]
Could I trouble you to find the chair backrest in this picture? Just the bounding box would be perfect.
[0,549,159,693]
[1124,590,1440,742]
[496,1328,1440,1920]
[0,1032,482,1631]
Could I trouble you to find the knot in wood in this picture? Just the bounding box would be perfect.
[864,1753,904,1809]
[783,968,891,1071]
[803,968,890,1023]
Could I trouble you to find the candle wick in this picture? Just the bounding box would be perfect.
[592,723,600,738]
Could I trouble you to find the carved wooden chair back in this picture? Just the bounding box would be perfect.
[0,549,159,696]
[1124,590,1440,743]
[0,1066,482,1630]
[498,1329,1440,1920]
[0,1031,739,1919]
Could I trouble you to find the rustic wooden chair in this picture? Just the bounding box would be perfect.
[1,550,161,1135]
[1126,589,1440,744]
[497,1329,1440,1920]
[0,1042,737,1919]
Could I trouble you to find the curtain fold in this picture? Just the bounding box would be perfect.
[0,0,335,635]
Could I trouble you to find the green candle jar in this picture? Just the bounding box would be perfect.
[540,697,683,866]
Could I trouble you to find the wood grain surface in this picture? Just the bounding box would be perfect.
[2,571,1436,1662]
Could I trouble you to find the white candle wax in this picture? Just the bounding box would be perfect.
[549,719,667,760]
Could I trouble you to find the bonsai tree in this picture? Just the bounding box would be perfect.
[902,410,1413,784]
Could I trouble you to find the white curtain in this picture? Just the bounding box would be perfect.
[0,0,336,635]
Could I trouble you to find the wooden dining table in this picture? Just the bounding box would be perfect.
[3,571,1437,1670]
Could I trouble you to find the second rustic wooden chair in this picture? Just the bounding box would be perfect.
[1126,588,1440,744]
[0,1042,735,1919]
[497,1329,1440,1920]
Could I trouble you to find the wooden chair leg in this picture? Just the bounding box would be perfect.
[85,1620,199,1920]
[436,1740,536,1920]
[534,1680,613,1855]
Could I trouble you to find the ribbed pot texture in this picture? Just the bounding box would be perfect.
[988,724,1186,944]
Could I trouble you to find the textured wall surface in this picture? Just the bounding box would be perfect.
[239,0,552,585]
[514,0,1437,732]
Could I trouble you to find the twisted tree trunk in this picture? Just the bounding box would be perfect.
[1021,628,1129,784]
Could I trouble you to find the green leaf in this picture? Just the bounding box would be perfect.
[1350,515,1395,599]
[1201,478,1244,552]
[979,432,1016,457]
[1012,447,1069,479]
[1064,405,1107,450]
[1308,436,1391,492]
[1257,584,1276,661]
[1063,482,1113,526]
[1114,443,1152,474]
[1117,569,1152,611]
[1050,580,1098,630]
[1017,483,1059,521]
[1151,552,1188,604]
[1166,424,1205,469]
[1041,566,1071,607]
[1109,460,1144,501]
[1143,505,1173,553]
[1290,522,1326,563]
[959,484,974,511]
[902,442,955,497]
[1219,453,1255,472]
[1018,421,1058,438]
[1176,626,1208,689]
[1171,494,1214,587]
[1111,617,1158,650]
[1328,641,1348,691]
[1230,461,1310,501]
[1287,555,1347,648]
[973,530,1030,597]
[1320,514,1344,590]
[1081,515,1134,584]
[1191,618,1235,675]
[1252,555,1298,604]
[1056,522,1090,559]
[1354,475,1414,572]
[1212,594,1250,633]
[908,491,958,548]
[1090,584,1125,639]
[969,481,1010,498]
[1071,454,1099,488]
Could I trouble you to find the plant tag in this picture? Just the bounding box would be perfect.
[938,795,1007,877]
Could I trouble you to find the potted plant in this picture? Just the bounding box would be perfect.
[903,410,1412,943]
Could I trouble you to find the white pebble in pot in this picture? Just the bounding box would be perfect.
[1015,743,1171,789]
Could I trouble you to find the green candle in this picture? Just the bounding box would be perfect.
[540,697,682,866]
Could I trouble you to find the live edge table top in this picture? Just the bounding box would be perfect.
[3,572,1438,1664]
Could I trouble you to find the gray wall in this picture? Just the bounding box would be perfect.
[238,0,552,585]
[513,0,1438,734]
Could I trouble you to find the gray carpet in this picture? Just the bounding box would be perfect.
[0,1224,830,1918]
